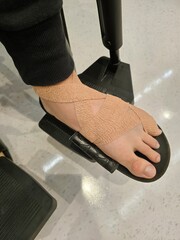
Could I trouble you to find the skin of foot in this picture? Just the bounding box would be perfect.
[0,152,5,157]
[38,71,162,179]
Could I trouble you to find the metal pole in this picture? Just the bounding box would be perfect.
[96,0,123,63]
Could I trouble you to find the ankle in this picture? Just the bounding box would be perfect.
[41,98,81,131]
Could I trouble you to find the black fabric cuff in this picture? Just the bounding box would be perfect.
[0,13,74,86]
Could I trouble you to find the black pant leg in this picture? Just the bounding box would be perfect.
[0,13,74,86]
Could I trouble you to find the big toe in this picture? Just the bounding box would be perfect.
[129,155,157,178]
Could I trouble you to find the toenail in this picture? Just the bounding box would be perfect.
[144,165,156,178]
[156,142,160,149]
[158,129,162,135]
[156,155,161,162]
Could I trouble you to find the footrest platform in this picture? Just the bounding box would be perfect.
[0,157,57,240]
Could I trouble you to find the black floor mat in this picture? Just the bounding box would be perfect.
[0,157,57,240]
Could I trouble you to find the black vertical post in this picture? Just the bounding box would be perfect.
[96,0,123,64]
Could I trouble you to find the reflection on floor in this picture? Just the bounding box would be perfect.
[0,0,180,239]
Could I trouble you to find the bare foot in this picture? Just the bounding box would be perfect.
[38,72,161,179]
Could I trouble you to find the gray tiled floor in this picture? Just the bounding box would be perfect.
[0,0,180,239]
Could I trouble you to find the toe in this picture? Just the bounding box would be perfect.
[142,132,160,149]
[130,155,157,178]
[136,141,161,163]
[131,106,162,136]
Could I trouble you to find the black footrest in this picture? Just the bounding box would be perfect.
[38,57,170,182]
[0,157,57,240]
[39,114,96,162]
[79,57,134,103]
[39,113,119,173]
[70,132,119,173]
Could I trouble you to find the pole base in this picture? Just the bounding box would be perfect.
[79,56,134,103]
